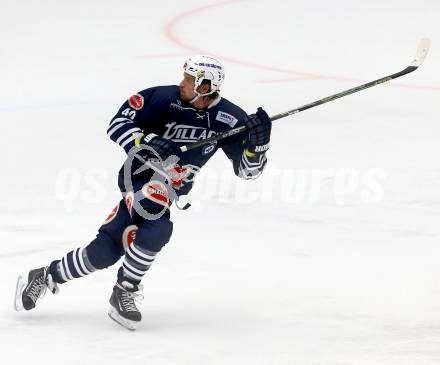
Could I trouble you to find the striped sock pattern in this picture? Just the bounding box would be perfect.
[121,243,157,283]
[56,247,96,282]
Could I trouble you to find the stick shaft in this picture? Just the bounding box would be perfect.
[270,66,417,121]
[181,64,419,153]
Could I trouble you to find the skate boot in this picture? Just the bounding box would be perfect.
[14,267,59,311]
[108,281,144,331]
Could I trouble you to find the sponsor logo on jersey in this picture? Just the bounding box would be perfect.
[128,94,144,110]
[122,225,138,251]
[103,203,119,224]
[142,181,170,207]
[170,101,185,111]
[216,111,238,128]
[163,122,216,143]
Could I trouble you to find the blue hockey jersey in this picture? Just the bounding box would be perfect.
[108,85,267,196]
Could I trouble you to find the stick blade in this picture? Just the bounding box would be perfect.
[411,38,430,67]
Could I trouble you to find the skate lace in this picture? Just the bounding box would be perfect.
[28,276,47,304]
[121,290,144,312]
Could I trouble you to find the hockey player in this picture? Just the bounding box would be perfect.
[14,55,272,330]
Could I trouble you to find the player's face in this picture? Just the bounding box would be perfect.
[179,73,196,101]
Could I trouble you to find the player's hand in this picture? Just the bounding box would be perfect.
[245,107,271,154]
[140,133,182,163]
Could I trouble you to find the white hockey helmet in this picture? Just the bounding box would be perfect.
[183,55,225,99]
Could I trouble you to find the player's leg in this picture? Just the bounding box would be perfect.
[108,181,174,330]
[47,200,133,284]
[117,211,172,285]
[15,199,133,311]
[108,212,173,330]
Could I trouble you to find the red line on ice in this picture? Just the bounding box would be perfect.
[161,0,440,92]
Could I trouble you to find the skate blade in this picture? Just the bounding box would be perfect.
[108,306,138,331]
[14,275,27,311]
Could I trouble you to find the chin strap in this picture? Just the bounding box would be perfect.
[189,86,219,105]
[189,94,201,104]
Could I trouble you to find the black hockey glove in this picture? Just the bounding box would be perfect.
[140,133,182,163]
[245,107,272,154]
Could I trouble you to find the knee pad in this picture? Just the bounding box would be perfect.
[100,199,134,244]
[86,199,134,269]
[134,215,173,253]
[85,230,123,269]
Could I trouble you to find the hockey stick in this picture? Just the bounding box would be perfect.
[180,38,430,153]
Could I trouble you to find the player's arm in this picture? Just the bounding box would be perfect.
[107,88,180,162]
[222,107,271,180]
[107,93,147,154]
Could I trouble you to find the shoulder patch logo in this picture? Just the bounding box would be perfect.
[128,94,144,110]
[216,111,238,128]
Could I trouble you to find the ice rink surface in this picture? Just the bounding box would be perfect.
[1,0,440,364]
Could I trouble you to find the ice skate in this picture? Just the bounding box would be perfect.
[14,267,59,311]
[108,281,144,331]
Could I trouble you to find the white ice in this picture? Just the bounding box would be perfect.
[1,1,440,364]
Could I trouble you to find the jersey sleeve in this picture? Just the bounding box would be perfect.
[221,126,268,180]
[107,87,169,154]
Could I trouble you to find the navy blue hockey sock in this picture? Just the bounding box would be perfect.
[117,243,157,285]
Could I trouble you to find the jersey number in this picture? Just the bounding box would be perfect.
[121,108,136,120]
